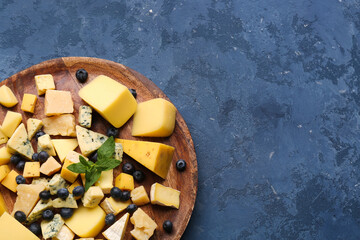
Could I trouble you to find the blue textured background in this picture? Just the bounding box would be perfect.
[1,0,360,239]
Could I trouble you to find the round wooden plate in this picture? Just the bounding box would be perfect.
[0,57,198,240]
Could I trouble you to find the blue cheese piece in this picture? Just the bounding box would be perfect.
[114,143,123,161]
[76,126,107,156]
[79,106,92,128]
[26,199,52,224]
[82,186,104,208]
[7,123,34,160]
[37,134,56,156]
[53,194,78,208]
[41,214,64,239]
[48,174,68,195]
[27,118,43,140]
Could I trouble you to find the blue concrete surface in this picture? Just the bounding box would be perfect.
[1,0,360,239]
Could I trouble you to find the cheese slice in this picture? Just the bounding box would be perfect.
[0,212,40,240]
[27,118,43,140]
[65,205,106,238]
[0,128,8,144]
[26,199,52,224]
[1,111,22,138]
[52,139,79,162]
[102,213,129,240]
[76,126,107,156]
[41,214,65,239]
[78,75,137,128]
[53,225,75,240]
[115,139,174,179]
[0,85,18,107]
[12,184,45,216]
[44,90,74,116]
[150,183,180,209]
[43,114,76,137]
[0,146,11,165]
[130,208,157,240]
[7,123,34,160]
[39,156,61,176]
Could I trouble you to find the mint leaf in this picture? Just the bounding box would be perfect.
[97,136,115,162]
[85,169,102,191]
[80,155,92,167]
[95,158,121,172]
[67,162,87,173]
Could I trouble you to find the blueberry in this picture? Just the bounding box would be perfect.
[57,188,69,200]
[28,222,41,236]
[32,153,39,161]
[120,190,130,201]
[34,131,45,140]
[16,175,26,184]
[176,159,186,172]
[163,220,173,233]
[14,211,26,223]
[76,69,88,83]
[129,88,137,98]
[29,222,41,236]
[110,187,122,200]
[60,208,74,219]
[39,190,51,200]
[15,161,25,171]
[72,186,85,198]
[90,152,98,162]
[106,126,119,138]
[38,151,49,163]
[42,209,54,221]
[133,170,145,183]
[126,204,138,214]
[122,162,135,175]
[10,154,22,165]
[105,213,116,225]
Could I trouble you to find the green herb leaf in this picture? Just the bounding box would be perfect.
[95,158,121,172]
[80,155,92,167]
[97,136,115,162]
[67,162,87,173]
[85,169,102,191]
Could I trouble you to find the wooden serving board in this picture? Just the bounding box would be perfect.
[0,57,198,240]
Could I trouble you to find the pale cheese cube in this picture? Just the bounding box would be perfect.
[82,186,104,208]
[1,111,22,137]
[0,85,18,107]
[35,74,55,95]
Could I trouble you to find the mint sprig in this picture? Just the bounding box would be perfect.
[67,136,121,191]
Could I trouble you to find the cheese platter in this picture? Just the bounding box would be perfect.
[0,57,198,240]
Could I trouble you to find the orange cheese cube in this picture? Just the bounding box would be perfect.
[0,165,10,182]
[68,179,82,194]
[0,191,7,215]
[1,170,19,192]
[40,157,61,176]
[0,147,11,165]
[115,173,134,191]
[23,162,40,178]
[44,90,74,116]
[21,94,37,113]
[61,159,79,183]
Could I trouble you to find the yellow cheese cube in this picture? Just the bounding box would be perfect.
[43,114,76,137]
[79,75,137,128]
[12,184,45,217]
[1,111,22,138]
[0,165,10,182]
[132,98,177,137]
[0,147,11,165]
[35,74,55,95]
[61,159,79,183]
[0,212,40,240]
[0,128,8,145]
[130,208,157,240]
[0,191,8,215]
[150,183,180,209]
[131,186,150,206]
[1,170,19,192]
[100,197,131,215]
[115,173,134,191]
[53,225,75,240]
[27,118,43,140]
[0,85,18,107]
[45,90,74,116]
[21,94,37,113]
[65,205,106,238]
[82,186,104,208]
[68,179,82,194]
[95,169,113,194]
[23,162,40,178]
[37,134,56,156]
[52,139,78,162]
[115,139,174,179]
[40,156,61,176]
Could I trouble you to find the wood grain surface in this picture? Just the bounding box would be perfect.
[0,57,198,240]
